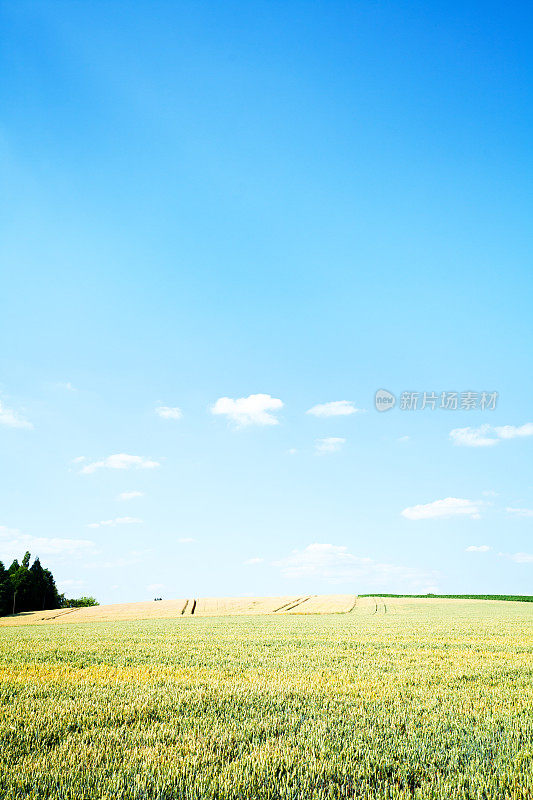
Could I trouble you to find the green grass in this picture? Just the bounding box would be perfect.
[359,594,533,602]
[1,599,532,799]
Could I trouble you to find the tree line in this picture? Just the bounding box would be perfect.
[0,552,98,616]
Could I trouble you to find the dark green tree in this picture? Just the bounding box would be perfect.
[29,557,48,610]
[41,567,62,610]
[0,561,10,616]
[0,553,88,616]
[65,596,99,608]
[10,553,33,614]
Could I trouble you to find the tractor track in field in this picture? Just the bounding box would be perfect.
[347,596,358,613]
[370,597,388,614]
[273,596,313,613]
[272,597,303,613]
[283,596,313,612]
[38,609,77,622]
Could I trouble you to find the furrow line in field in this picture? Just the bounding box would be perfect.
[347,595,358,613]
[42,609,77,621]
[282,596,313,612]
[272,598,302,613]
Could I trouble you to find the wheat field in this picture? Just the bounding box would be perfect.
[0,594,356,626]
[1,597,532,798]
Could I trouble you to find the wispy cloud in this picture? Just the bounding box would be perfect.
[244,557,264,565]
[177,537,196,544]
[450,423,533,447]
[211,394,283,426]
[117,491,145,501]
[155,406,183,420]
[495,424,533,439]
[306,401,364,417]
[87,517,143,529]
[315,437,346,453]
[80,454,160,474]
[0,525,96,561]
[506,507,533,517]
[465,545,491,552]
[498,552,533,564]
[147,583,165,592]
[0,400,33,429]
[56,381,76,392]
[86,549,151,569]
[273,543,438,591]
[402,497,482,520]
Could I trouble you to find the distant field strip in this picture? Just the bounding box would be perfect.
[0,594,357,625]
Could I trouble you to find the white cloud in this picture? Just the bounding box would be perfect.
[87,517,143,529]
[465,545,491,552]
[287,448,298,455]
[244,557,264,565]
[0,400,33,429]
[315,437,346,453]
[506,507,533,517]
[177,537,196,544]
[449,425,499,447]
[397,436,410,443]
[56,381,76,392]
[482,489,498,497]
[155,406,183,420]
[86,548,151,569]
[450,423,533,447]
[306,401,363,417]
[211,394,283,427]
[0,525,96,561]
[80,454,160,474]
[72,456,86,464]
[494,423,533,439]
[147,583,165,592]
[499,552,533,564]
[0,526,19,539]
[402,497,482,520]
[117,491,145,501]
[273,543,438,591]
[275,543,370,579]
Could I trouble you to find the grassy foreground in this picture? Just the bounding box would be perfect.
[1,598,532,799]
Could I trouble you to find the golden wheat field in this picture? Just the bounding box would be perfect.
[1,597,532,799]
[0,594,356,626]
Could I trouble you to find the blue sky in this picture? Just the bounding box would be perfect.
[1,0,532,603]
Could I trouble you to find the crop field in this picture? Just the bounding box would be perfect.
[0,594,356,626]
[1,598,532,799]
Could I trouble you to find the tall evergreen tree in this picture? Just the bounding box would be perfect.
[10,553,33,614]
[41,567,62,610]
[29,557,47,610]
[0,561,10,616]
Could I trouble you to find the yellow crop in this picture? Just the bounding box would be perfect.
[0,597,532,798]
